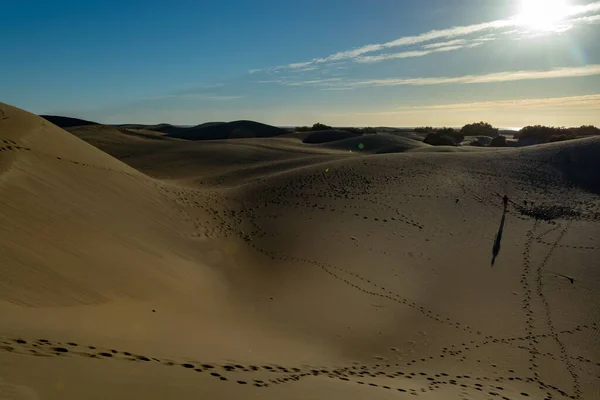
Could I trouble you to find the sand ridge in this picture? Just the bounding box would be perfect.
[1,103,599,399]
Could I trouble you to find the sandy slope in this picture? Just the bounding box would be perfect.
[1,103,599,400]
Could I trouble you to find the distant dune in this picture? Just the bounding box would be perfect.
[41,114,100,128]
[316,132,429,153]
[45,116,287,141]
[301,130,361,144]
[292,130,428,153]
[68,125,175,146]
[116,123,178,132]
[3,102,600,400]
[116,120,288,140]
[163,120,288,140]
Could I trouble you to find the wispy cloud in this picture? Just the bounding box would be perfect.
[145,94,242,101]
[570,14,600,24]
[284,78,342,86]
[324,94,600,118]
[199,84,224,89]
[344,65,600,88]
[265,1,600,70]
[396,94,600,111]
[187,94,242,100]
[474,33,497,42]
[288,61,314,69]
[422,39,468,49]
[355,42,482,63]
[294,66,320,72]
[316,20,512,64]
[179,83,225,90]
[256,78,342,87]
[566,1,600,17]
[321,87,356,91]
[259,65,600,89]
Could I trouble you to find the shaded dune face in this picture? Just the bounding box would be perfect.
[0,104,190,306]
[1,102,599,400]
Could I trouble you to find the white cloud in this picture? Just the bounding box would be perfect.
[313,20,513,65]
[355,49,431,63]
[396,94,600,111]
[474,33,497,42]
[255,78,342,87]
[255,79,285,84]
[570,14,600,24]
[272,1,600,70]
[179,83,224,90]
[341,64,600,88]
[566,1,600,17]
[288,61,314,69]
[285,78,343,86]
[321,87,356,91]
[423,39,468,49]
[145,94,242,101]
[294,66,320,72]
[355,42,482,63]
[323,94,600,119]
[186,94,243,100]
[260,65,600,89]
[286,78,342,86]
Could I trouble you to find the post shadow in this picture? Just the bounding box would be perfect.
[491,212,506,266]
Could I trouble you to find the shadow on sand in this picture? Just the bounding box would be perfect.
[491,212,506,266]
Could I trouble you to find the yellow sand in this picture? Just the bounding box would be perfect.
[1,102,599,399]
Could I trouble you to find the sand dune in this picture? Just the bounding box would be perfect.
[67,125,176,145]
[315,132,428,153]
[0,103,194,306]
[1,102,599,399]
[162,120,288,141]
[301,129,362,144]
[40,115,100,128]
[48,116,288,142]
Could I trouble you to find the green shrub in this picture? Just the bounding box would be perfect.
[437,127,464,141]
[343,127,377,134]
[515,125,600,143]
[295,123,334,132]
[415,126,435,133]
[547,134,573,142]
[424,132,456,146]
[312,123,333,131]
[490,136,507,147]
[460,122,499,137]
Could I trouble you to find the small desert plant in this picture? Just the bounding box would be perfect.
[515,125,600,143]
[311,123,333,131]
[490,136,507,147]
[415,126,436,133]
[460,121,499,137]
[437,127,464,142]
[295,123,334,132]
[424,132,456,146]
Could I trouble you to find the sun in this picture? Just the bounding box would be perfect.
[516,0,570,31]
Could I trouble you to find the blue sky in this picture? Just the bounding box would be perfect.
[2,0,600,127]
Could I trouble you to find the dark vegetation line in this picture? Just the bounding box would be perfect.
[41,115,600,147]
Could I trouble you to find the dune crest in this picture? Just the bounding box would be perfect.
[2,103,599,399]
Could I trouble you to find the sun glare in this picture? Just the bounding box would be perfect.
[516,0,570,31]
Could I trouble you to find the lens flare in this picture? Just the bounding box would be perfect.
[516,0,570,31]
